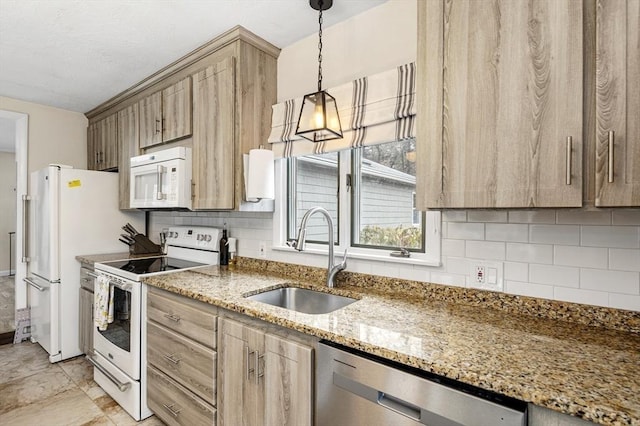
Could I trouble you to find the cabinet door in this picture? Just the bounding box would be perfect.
[79,287,93,355]
[219,318,264,426]
[417,0,583,208]
[163,76,192,142]
[192,57,236,210]
[263,334,313,426]
[101,113,118,170]
[117,104,139,209]
[139,92,163,149]
[87,122,100,170]
[595,0,640,206]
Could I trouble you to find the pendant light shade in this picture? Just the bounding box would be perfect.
[295,0,343,143]
[296,90,342,142]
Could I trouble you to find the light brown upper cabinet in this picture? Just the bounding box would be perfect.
[594,0,640,206]
[192,57,235,210]
[117,104,139,209]
[417,0,584,209]
[139,76,192,149]
[87,112,118,171]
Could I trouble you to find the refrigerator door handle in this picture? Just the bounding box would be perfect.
[24,277,46,292]
[21,194,31,263]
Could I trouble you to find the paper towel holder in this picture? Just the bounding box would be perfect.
[244,146,275,203]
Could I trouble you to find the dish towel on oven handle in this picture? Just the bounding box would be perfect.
[94,275,115,331]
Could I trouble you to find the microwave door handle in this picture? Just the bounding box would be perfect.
[156,165,166,200]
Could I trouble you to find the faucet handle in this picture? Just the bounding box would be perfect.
[340,249,348,268]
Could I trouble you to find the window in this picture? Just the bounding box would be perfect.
[277,139,441,265]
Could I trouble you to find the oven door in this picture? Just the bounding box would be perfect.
[93,276,141,380]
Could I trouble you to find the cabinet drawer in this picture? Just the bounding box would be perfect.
[147,321,216,405]
[148,365,216,426]
[147,288,217,349]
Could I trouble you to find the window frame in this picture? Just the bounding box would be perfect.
[272,150,442,267]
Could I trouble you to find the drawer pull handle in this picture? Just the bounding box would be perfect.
[164,313,181,322]
[163,353,181,364]
[256,351,265,381]
[246,347,255,380]
[162,403,182,417]
[565,136,572,185]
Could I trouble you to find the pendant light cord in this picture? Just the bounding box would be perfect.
[317,1,323,92]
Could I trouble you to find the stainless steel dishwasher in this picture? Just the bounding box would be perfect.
[316,341,527,426]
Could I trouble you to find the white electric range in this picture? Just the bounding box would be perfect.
[90,226,221,421]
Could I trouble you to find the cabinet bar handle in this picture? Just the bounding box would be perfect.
[246,347,255,380]
[163,313,181,322]
[163,353,181,364]
[155,119,161,134]
[256,351,264,381]
[565,136,572,185]
[88,271,99,279]
[608,131,615,183]
[162,403,181,417]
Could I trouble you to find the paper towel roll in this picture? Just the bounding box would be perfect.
[246,148,275,200]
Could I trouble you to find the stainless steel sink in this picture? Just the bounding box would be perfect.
[245,287,357,314]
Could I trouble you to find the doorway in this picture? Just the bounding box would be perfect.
[0,110,28,344]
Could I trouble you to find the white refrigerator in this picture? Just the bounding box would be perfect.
[25,165,143,363]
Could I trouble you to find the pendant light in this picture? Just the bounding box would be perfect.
[295,0,343,142]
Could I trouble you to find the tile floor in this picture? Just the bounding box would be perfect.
[0,341,164,425]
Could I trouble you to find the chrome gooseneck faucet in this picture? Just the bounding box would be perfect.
[293,206,347,288]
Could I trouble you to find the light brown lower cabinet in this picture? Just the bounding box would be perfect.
[218,317,313,426]
[78,266,94,355]
[146,287,217,425]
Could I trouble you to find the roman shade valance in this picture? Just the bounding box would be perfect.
[268,62,416,158]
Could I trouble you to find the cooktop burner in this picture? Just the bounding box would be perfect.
[99,257,208,276]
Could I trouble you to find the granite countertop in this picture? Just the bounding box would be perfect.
[144,266,639,426]
[76,252,133,265]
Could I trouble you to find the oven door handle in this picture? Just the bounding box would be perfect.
[100,278,133,292]
[86,354,132,392]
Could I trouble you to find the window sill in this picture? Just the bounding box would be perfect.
[272,245,441,267]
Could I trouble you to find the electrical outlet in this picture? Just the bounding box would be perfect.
[258,241,266,258]
[468,260,503,291]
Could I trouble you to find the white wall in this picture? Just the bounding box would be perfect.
[0,152,17,274]
[0,96,88,172]
[149,0,640,312]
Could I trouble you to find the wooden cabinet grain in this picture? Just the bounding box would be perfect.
[192,57,235,210]
[594,0,640,206]
[117,104,139,210]
[417,0,584,208]
[139,76,192,149]
[88,113,118,171]
[146,287,217,426]
[218,318,313,426]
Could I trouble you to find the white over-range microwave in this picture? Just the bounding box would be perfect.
[130,146,192,209]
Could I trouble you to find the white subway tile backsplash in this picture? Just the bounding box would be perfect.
[446,257,469,275]
[467,210,508,223]
[508,210,556,224]
[430,272,466,288]
[554,245,608,269]
[506,243,553,264]
[465,241,506,260]
[556,210,611,225]
[580,269,640,295]
[442,239,465,257]
[612,210,640,226]
[447,222,485,240]
[529,225,580,245]
[442,211,467,222]
[370,263,400,279]
[486,224,528,242]
[609,293,640,311]
[529,264,579,287]
[505,281,554,299]
[397,266,430,283]
[609,249,640,272]
[553,287,609,307]
[581,226,639,248]
[504,262,529,282]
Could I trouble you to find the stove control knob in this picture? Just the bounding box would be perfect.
[197,234,203,241]
[205,234,212,242]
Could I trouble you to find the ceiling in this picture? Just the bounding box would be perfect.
[0,0,387,118]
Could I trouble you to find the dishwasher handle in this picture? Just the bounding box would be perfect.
[378,392,421,421]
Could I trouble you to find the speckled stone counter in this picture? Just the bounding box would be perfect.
[75,252,133,265]
[144,266,639,426]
